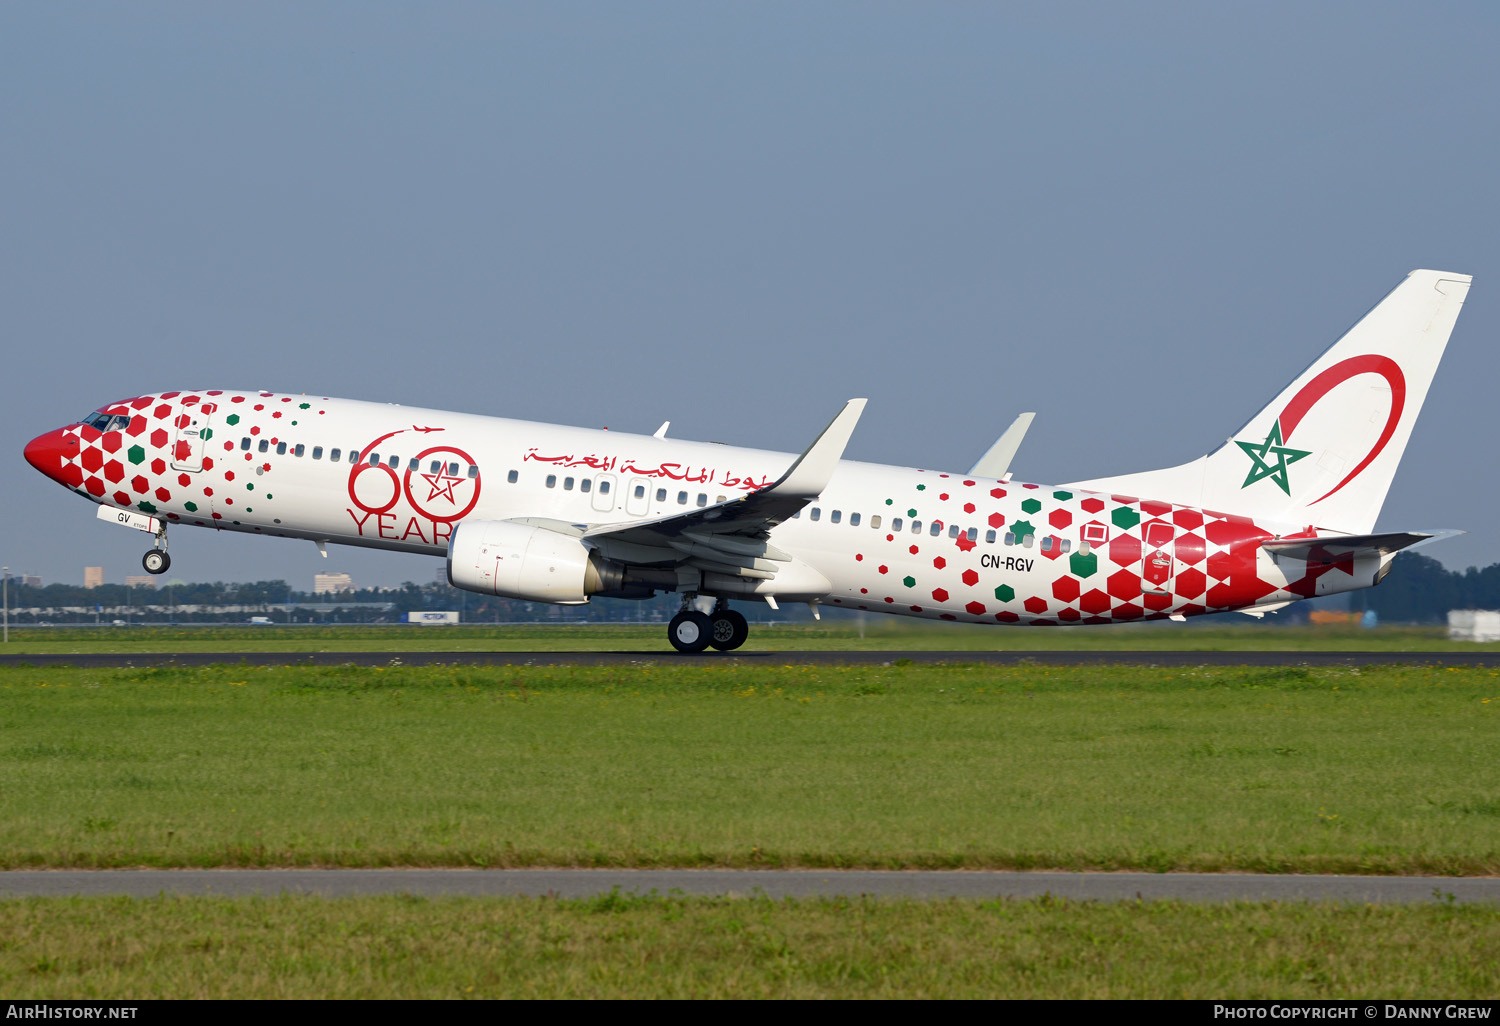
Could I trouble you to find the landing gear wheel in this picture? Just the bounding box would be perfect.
[708,609,749,651]
[668,610,713,654]
[142,550,171,575]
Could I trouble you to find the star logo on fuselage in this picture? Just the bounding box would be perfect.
[420,469,465,505]
[1236,420,1311,496]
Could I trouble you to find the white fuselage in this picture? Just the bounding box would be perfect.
[33,389,1373,625]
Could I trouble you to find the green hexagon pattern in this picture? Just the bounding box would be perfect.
[1069,550,1098,579]
[1111,506,1141,530]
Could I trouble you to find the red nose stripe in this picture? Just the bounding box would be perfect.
[24,429,77,482]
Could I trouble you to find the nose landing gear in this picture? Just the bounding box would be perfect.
[142,526,171,575]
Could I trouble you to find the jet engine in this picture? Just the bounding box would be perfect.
[446,519,627,604]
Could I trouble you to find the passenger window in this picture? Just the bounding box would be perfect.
[580,478,591,493]
[260,440,270,453]
[949,525,960,539]
[241,438,251,450]
[1041,537,1053,552]
[696,493,707,507]
[406,458,417,471]
[294,444,305,457]
[656,488,666,502]
[1004,533,1015,546]
[599,480,610,494]
[1078,540,1091,556]
[810,508,821,521]
[349,450,360,463]
[312,447,323,460]
[634,485,646,499]
[967,527,978,542]
[1023,534,1034,548]
[449,463,460,476]
[429,460,441,474]
[677,491,688,505]
[870,515,880,529]
[387,455,399,469]
[563,477,574,491]
[792,510,801,518]
[1061,539,1071,553]
[546,475,557,488]
[930,522,943,537]
[850,512,861,527]
[507,470,519,484]
[891,518,902,531]
[912,521,922,534]
[467,466,478,479]
[368,452,379,465]
[985,530,997,544]
[276,442,288,455]
[716,495,726,503]
[830,510,842,524]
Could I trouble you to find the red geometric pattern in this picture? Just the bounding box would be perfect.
[829,476,1338,627]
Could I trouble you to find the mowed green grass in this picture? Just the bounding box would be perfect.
[4,621,1498,653]
[3,893,1496,999]
[2,662,1497,873]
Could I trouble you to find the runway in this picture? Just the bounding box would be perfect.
[1,869,1496,903]
[1,649,1498,668]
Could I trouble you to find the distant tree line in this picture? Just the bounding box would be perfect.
[1364,553,1500,624]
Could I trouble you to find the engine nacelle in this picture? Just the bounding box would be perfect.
[447,519,614,605]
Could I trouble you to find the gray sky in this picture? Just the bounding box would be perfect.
[4,3,1497,589]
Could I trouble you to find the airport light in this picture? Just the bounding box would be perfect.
[3,567,8,643]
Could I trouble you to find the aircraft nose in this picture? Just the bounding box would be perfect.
[24,428,77,481]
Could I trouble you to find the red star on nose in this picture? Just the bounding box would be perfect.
[421,470,464,504]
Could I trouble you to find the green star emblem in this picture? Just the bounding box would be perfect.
[1236,420,1310,496]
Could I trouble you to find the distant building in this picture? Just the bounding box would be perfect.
[20,575,41,588]
[434,565,450,588]
[314,572,355,595]
[1448,610,1500,642]
[124,575,158,589]
[84,567,104,589]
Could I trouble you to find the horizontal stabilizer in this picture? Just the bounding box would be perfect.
[1261,529,1462,562]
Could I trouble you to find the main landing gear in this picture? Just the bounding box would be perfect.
[142,527,171,575]
[667,600,749,654]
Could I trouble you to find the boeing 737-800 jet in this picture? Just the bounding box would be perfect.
[24,270,1471,651]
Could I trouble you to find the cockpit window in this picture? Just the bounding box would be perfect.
[82,412,129,433]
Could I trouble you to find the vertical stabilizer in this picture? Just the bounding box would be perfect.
[1066,270,1471,534]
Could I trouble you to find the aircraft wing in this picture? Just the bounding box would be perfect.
[581,399,866,578]
[1261,530,1462,562]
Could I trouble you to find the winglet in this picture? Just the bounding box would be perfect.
[767,399,867,499]
[653,421,670,439]
[969,412,1035,479]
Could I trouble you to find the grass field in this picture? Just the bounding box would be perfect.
[2,620,1498,654]
[3,893,1497,998]
[2,660,1497,874]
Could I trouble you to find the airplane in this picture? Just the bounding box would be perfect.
[24,269,1471,652]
